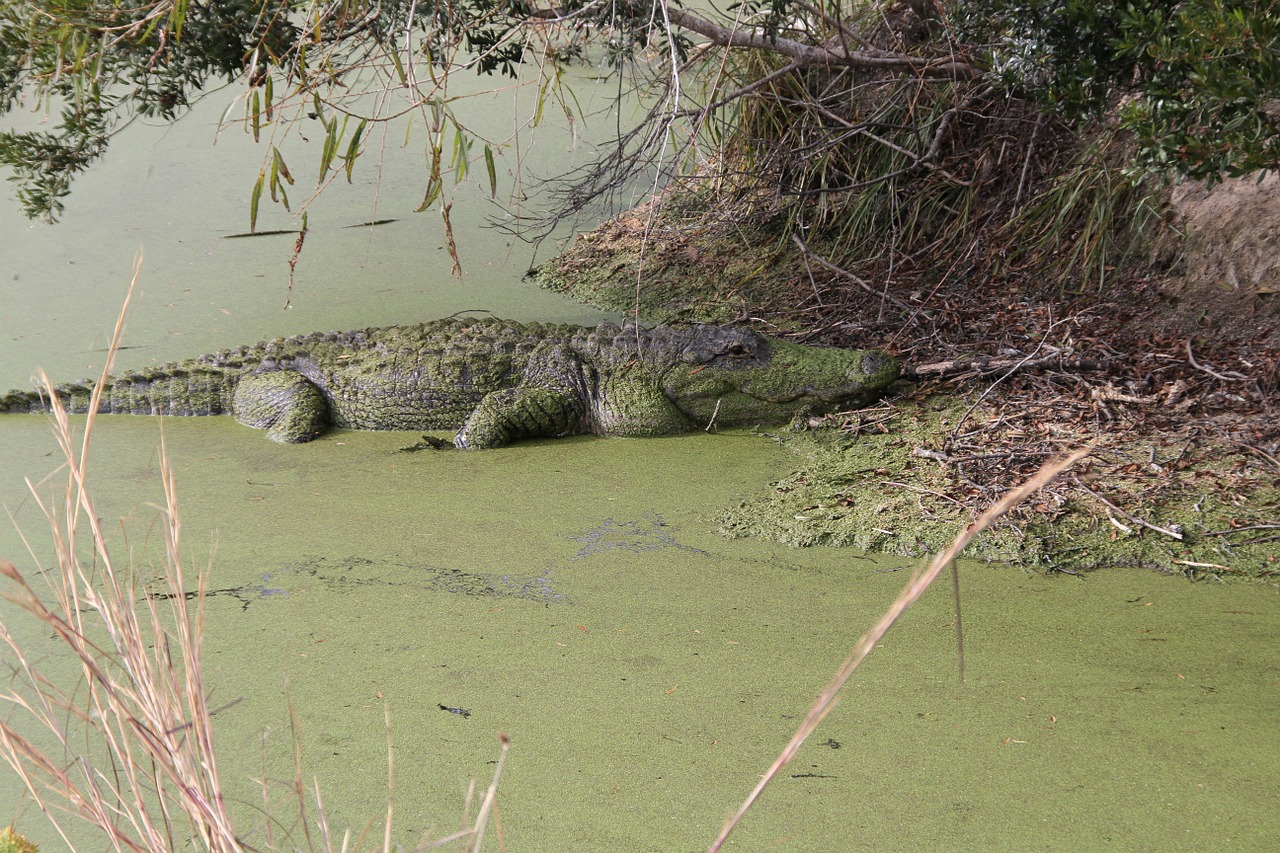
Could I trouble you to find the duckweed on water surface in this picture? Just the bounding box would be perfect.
[2,419,1280,851]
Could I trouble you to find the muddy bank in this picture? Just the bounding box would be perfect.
[535,183,1280,579]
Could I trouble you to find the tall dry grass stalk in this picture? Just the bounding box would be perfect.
[0,259,507,852]
[707,445,1093,852]
[0,258,240,851]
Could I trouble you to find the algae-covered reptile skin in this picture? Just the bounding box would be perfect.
[0,318,899,448]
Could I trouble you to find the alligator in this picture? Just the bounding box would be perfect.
[0,318,899,448]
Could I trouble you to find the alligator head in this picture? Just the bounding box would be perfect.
[662,328,899,428]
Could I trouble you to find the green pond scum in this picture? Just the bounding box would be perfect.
[2,420,1279,851]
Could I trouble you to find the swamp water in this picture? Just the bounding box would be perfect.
[3,83,1279,853]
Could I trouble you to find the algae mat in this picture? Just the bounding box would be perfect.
[1,417,1278,851]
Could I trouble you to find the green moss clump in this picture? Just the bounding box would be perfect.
[717,396,1280,580]
[0,827,38,853]
[532,194,819,328]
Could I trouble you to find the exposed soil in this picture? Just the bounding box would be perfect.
[537,176,1280,579]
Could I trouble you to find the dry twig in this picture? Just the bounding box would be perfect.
[707,446,1092,852]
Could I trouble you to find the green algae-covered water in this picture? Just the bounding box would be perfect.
[3,83,1280,853]
[4,418,1279,851]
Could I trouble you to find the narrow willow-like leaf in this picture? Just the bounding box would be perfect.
[90,29,107,81]
[415,176,442,213]
[533,78,548,126]
[170,0,189,40]
[139,11,162,43]
[389,48,408,87]
[250,172,264,233]
[251,90,261,143]
[269,149,279,201]
[483,144,497,198]
[416,133,444,213]
[344,119,367,182]
[564,78,585,118]
[264,76,274,121]
[273,148,293,185]
[72,31,88,66]
[451,128,469,183]
[423,46,439,85]
[318,119,340,184]
[217,98,239,133]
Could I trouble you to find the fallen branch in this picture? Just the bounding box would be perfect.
[664,8,976,78]
[1073,479,1184,541]
[1185,339,1247,382]
[902,350,1108,380]
[791,233,916,312]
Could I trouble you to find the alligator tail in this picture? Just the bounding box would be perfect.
[0,367,236,418]
[0,387,57,414]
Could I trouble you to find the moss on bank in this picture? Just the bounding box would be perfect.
[533,194,824,328]
[717,397,1280,580]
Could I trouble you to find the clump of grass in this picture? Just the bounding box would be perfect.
[998,129,1162,292]
[0,826,38,852]
[0,268,242,852]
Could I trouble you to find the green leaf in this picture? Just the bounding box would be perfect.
[451,128,469,183]
[415,176,442,213]
[273,148,293,185]
[170,0,189,39]
[345,119,367,182]
[389,49,408,87]
[484,144,497,198]
[250,171,264,233]
[319,117,348,183]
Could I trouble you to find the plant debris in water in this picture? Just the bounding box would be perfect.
[718,395,1279,579]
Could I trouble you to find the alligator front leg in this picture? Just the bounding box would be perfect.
[454,386,586,449]
[231,371,331,443]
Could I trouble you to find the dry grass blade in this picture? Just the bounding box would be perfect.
[416,733,510,852]
[0,254,242,851]
[463,732,508,853]
[2,262,511,852]
[707,445,1094,852]
[381,699,394,853]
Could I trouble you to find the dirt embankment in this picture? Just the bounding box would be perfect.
[536,177,1280,579]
